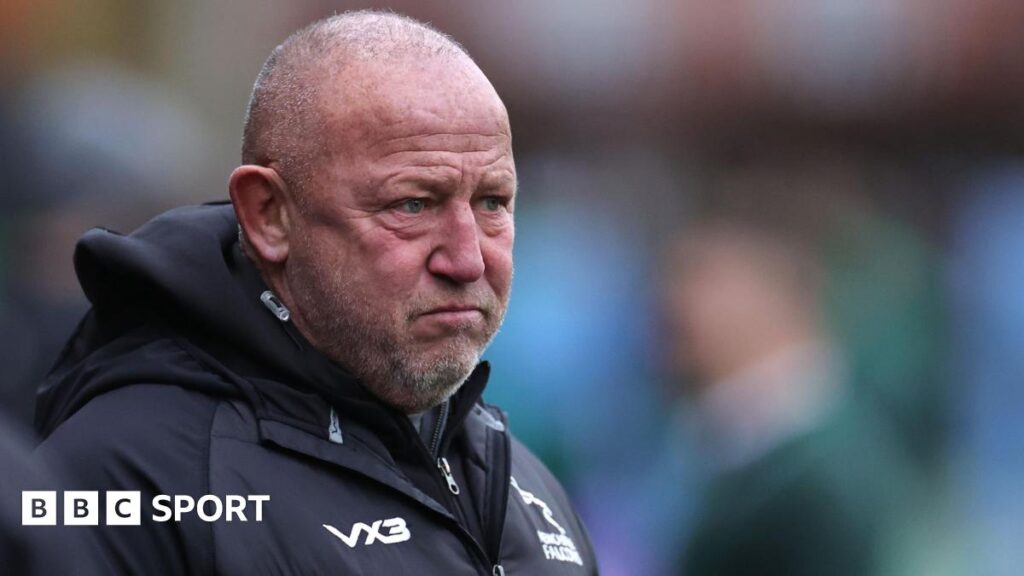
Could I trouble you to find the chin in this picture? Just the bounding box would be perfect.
[414,349,480,385]
[368,344,482,412]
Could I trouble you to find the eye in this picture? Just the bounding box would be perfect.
[398,198,425,214]
[482,197,505,212]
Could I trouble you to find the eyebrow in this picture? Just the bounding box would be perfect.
[386,168,516,194]
[384,169,460,190]
[478,172,518,193]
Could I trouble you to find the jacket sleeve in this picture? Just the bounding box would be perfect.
[34,384,220,575]
[0,415,103,575]
[571,507,600,576]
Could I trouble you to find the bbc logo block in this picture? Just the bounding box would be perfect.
[106,491,142,525]
[22,491,56,526]
[64,491,99,525]
[22,491,141,526]
[22,491,268,525]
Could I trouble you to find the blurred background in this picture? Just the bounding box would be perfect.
[1,1,1022,574]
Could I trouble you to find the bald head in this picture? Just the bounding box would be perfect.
[241,10,478,193]
[230,11,515,413]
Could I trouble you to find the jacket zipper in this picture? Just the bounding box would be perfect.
[428,401,449,458]
[427,402,506,575]
[437,456,461,495]
[429,402,460,495]
[483,408,510,576]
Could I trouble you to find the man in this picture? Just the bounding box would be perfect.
[35,11,596,575]
[664,176,922,575]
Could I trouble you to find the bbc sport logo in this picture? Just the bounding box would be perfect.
[22,491,270,526]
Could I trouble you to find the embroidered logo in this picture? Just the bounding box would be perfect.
[323,517,411,548]
[328,408,344,444]
[510,477,583,566]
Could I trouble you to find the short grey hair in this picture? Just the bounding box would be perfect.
[240,10,472,197]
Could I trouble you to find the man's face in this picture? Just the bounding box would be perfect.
[283,58,516,413]
[665,227,815,388]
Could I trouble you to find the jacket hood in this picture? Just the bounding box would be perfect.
[36,202,490,440]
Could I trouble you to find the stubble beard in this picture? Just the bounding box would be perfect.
[290,256,507,414]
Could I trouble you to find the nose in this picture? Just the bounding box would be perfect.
[427,203,486,284]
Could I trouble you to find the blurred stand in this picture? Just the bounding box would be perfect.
[0,62,213,430]
[949,167,1024,576]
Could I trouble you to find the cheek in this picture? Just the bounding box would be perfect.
[482,230,514,297]
[291,227,347,276]
[358,229,433,295]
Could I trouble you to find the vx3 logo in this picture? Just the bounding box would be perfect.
[323,517,411,548]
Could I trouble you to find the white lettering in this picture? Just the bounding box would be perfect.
[225,495,246,522]
[543,544,584,566]
[537,529,582,566]
[21,492,269,524]
[173,495,194,522]
[152,495,172,522]
[106,491,141,525]
[22,491,56,525]
[248,495,269,522]
[64,491,98,526]
[379,517,411,544]
[197,495,223,522]
[323,517,411,548]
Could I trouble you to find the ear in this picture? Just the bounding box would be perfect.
[229,165,293,264]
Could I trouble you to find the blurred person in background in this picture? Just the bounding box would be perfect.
[0,0,215,431]
[0,0,44,429]
[0,62,211,432]
[664,163,930,575]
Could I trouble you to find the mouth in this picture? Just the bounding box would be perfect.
[415,305,487,325]
[419,305,484,317]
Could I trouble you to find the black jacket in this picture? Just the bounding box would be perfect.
[35,203,597,575]
[0,415,98,575]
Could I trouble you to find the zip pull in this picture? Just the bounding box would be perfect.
[492,565,505,576]
[260,290,291,322]
[436,457,461,495]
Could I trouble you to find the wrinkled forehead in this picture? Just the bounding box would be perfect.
[316,57,512,159]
